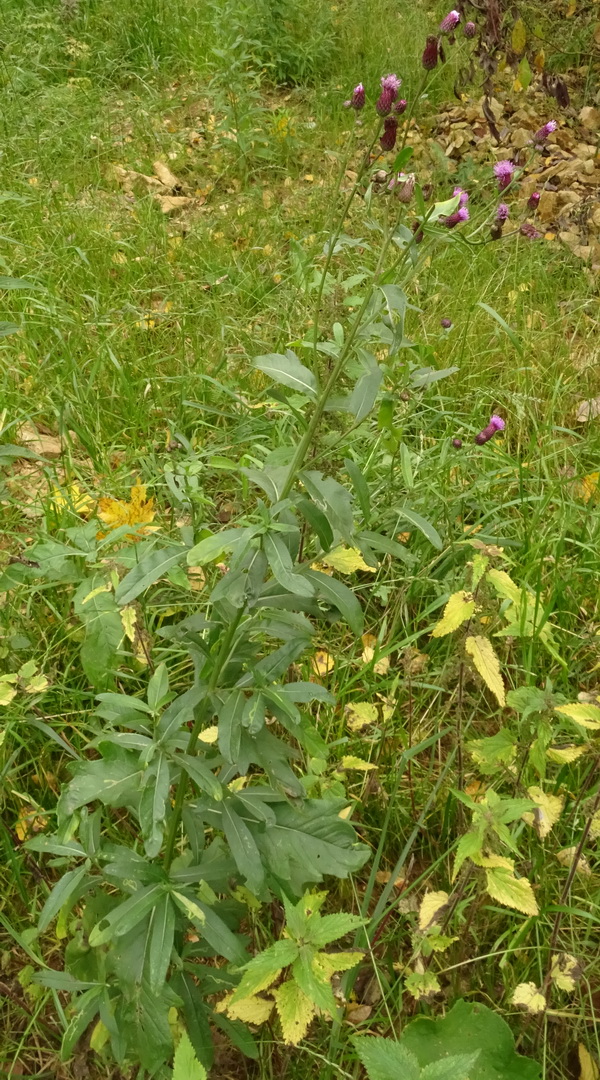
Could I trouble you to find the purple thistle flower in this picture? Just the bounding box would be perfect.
[443,207,470,228]
[422,35,439,71]
[464,20,476,37]
[376,74,401,116]
[453,186,469,208]
[452,437,463,449]
[527,191,541,211]
[344,83,365,110]
[475,415,505,446]
[533,119,557,144]
[520,221,542,240]
[497,203,510,222]
[441,318,453,329]
[440,9,460,32]
[380,116,398,152]
[394,98,408,115]
[494,159,516,192]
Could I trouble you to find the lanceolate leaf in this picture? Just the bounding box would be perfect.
[139,754,171,858]
[146,893,176,993]
[304,569,363,636]
[221,802,265,895]
[254,352,318,398]
[38,866,91,933]
[60,986,104,1061]
[396,506,442,549]
[89,884,167,947]
[115,545,188,605]
[263,532,315,598]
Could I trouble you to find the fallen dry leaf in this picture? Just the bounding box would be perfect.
[97,480,157,538]
[153,160,185,191]
[155,194,197,214]
[361,634,390,675]
[574,397,600,423]
[311,649,335,678]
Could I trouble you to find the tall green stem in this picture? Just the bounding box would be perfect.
[163,606,245,872]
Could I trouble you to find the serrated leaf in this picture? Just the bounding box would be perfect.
[254,352,318,398]
[231,939,299,1000]
[547,744,588,764]
[173,1030,207,1080]
[418,891,449,931]
[405,971,441,999]
[511,982,546,1014]
[421,1053,481,1080]
[321,546,376,574]
[555,703,600,730]
[522,786,563,839]
[431,591,476,638]
[306,911,365,949]
[353,1036,421,1080]
[312,951,363,979]
[465,636,506,707]
[468,728,516,773]
[485,867,538,916]
[511,17,527,53]
[272,979,316,1045]
[222,993,274,1025]
[340,755,376,772]
[345,702,379,732]
[550,952,582,992]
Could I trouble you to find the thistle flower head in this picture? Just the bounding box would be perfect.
[520,221,542,239]
[379,116,399,151]
[381,73,402,95]
[344,83,365,110]
[494,159,516,191]
[527,191,541,210]
[443,206,470,228]
[533,119,557,143]
[441,318,453,329]
[453,186,469,208]
[497,203,510,221]
[376,74,401,116]
[452,437,463,449]
[394,98,408,115]
[475,415,505,445]
[440,9,460,32]
[464,20,476,37]
[422,35,439,70]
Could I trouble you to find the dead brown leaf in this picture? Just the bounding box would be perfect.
[155,195,197,214]
[153,160,185,191]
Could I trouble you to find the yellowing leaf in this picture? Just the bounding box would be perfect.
[431,590,476,638]
[472,853,515,871]
[188,565,206,591]
[312,649,334,677]
[90,1019,110,1052]
[120,606,137,643]
[221,993,274,1025]
[556,847,592,876]
[15,806,48,842]
[198,725,219,744]
[24,674,49,694]
[0,675,18,707]
[404,971,441,1000]
[511,982,546,1014]
[361,634,390,675]
[550,952,582,992]
[465,636,506,707]
[427,933,458,953]
[590,810,600,839]
[566,0,576,15]
[172,891,207,924]
[340,755,377,772]
[418,891,449,931]
[272,980,316,1045]
[485,867,538,916]
[321,547,377,574]
[577,472,599,503]
[522,786,564,838]
[555,703,600,730]
[547,744,588,765]
[486,568,521,605]
[97,480,157,538]
[511,17,527,54]
[578,1044,600,1080]
[312,951,363,980]
[345,702,379,732]
[533,49,545,72]
[51,483,95,516]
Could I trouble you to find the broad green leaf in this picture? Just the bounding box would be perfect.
[421,1053,481,1080]
[89,884,166,947]
[38,866,90,933]
[263,531,315,598]
[178,753,223,801]
[554,702,600,730]
[344,459,370,524]
[272,978,316,1045]
[173,1031,207,1080]
[353,1036,420,1080]
[115,546,187,605]
[170,972,214,1067]
[217,689,245,763]
[187,526,257,566]
[146,893,175,993]
[257,798,369,893]
[517,55,533,90]
[431,590,475,637]
[396,506,442,549]
[221,802,265,895]
[292,949,337,1015]
[467,728,517,773]
[296,498,334,550]
[400,999,541,1080]
[485,867,538,916]
[465,636,506,707]
[349,367,383,422]
[58,747,143,816]
[254,352,318,398]
[428,193,460,224]
[147,663,170,712]
[304,569,363,636]
[232,939,299,1000]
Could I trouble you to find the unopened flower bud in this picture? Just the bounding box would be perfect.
[394,98,408,115]
[422,35,439,70]
[440,9,460,32]
[464,20,476,37]
[380,116,398,152]
[452,437,463,449]
[344,82,366,110]
[527,191,540,211]
[441,317,452,329]
[520,221,542,239]
[391,172,415,203]
[533,119,557,144]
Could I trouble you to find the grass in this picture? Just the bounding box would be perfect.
[1,0,600,1076]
